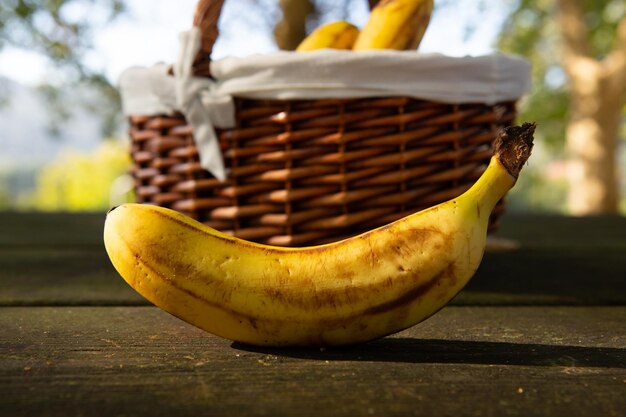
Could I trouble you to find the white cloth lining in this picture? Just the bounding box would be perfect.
[119,28,532,180]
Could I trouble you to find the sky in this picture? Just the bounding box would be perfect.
[0,0,511,86]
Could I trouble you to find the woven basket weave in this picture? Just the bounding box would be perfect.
[128,0,516,246]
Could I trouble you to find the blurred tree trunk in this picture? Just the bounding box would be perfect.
[558,0,626,214]
[274,0,315,50]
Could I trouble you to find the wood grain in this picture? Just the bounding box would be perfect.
[0,212,106,248]
[0,248,144,306]
[0,306,624,417]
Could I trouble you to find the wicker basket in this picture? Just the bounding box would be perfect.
[128,0,517,247]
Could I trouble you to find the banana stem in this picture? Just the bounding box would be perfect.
[494,123,536,180]
[462,123,536,222]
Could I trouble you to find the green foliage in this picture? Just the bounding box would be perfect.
[0,180,9,209]
[496,0,626,214]
[498,0,626,149]
[30,139,131,212]
[499,1,562,151]
[500,0,625,62]
[1,0,125,60]
[0,0,126,136]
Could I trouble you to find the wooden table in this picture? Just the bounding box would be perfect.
[1,212,624,417]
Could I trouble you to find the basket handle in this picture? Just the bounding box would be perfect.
[191,0,226,77]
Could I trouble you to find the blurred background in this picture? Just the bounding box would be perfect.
[0,0,624,215]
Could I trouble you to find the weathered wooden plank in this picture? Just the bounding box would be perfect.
[496,214,626,249]
[0,306,624,417]
[0,249,144,306]
[0,212,107,248]
[464,246,626,305]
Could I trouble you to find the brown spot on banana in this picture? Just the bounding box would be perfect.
[361,264,450,316]
[250,228,448,312]
[149,208,260,250]
[130,245,255,325]
[388,5,429,49]
[248,317,258,330]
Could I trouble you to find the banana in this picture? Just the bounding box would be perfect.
[296,21,360,52]
[104,124,535,347]
[353,0,434,50]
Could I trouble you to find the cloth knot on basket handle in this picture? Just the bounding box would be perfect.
[168,0,228,180]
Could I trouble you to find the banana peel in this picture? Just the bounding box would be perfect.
[104,124,535,347]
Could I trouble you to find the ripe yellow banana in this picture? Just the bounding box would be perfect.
[104,124,534,347]
[296,21,360,52]
[353,0,434,50]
